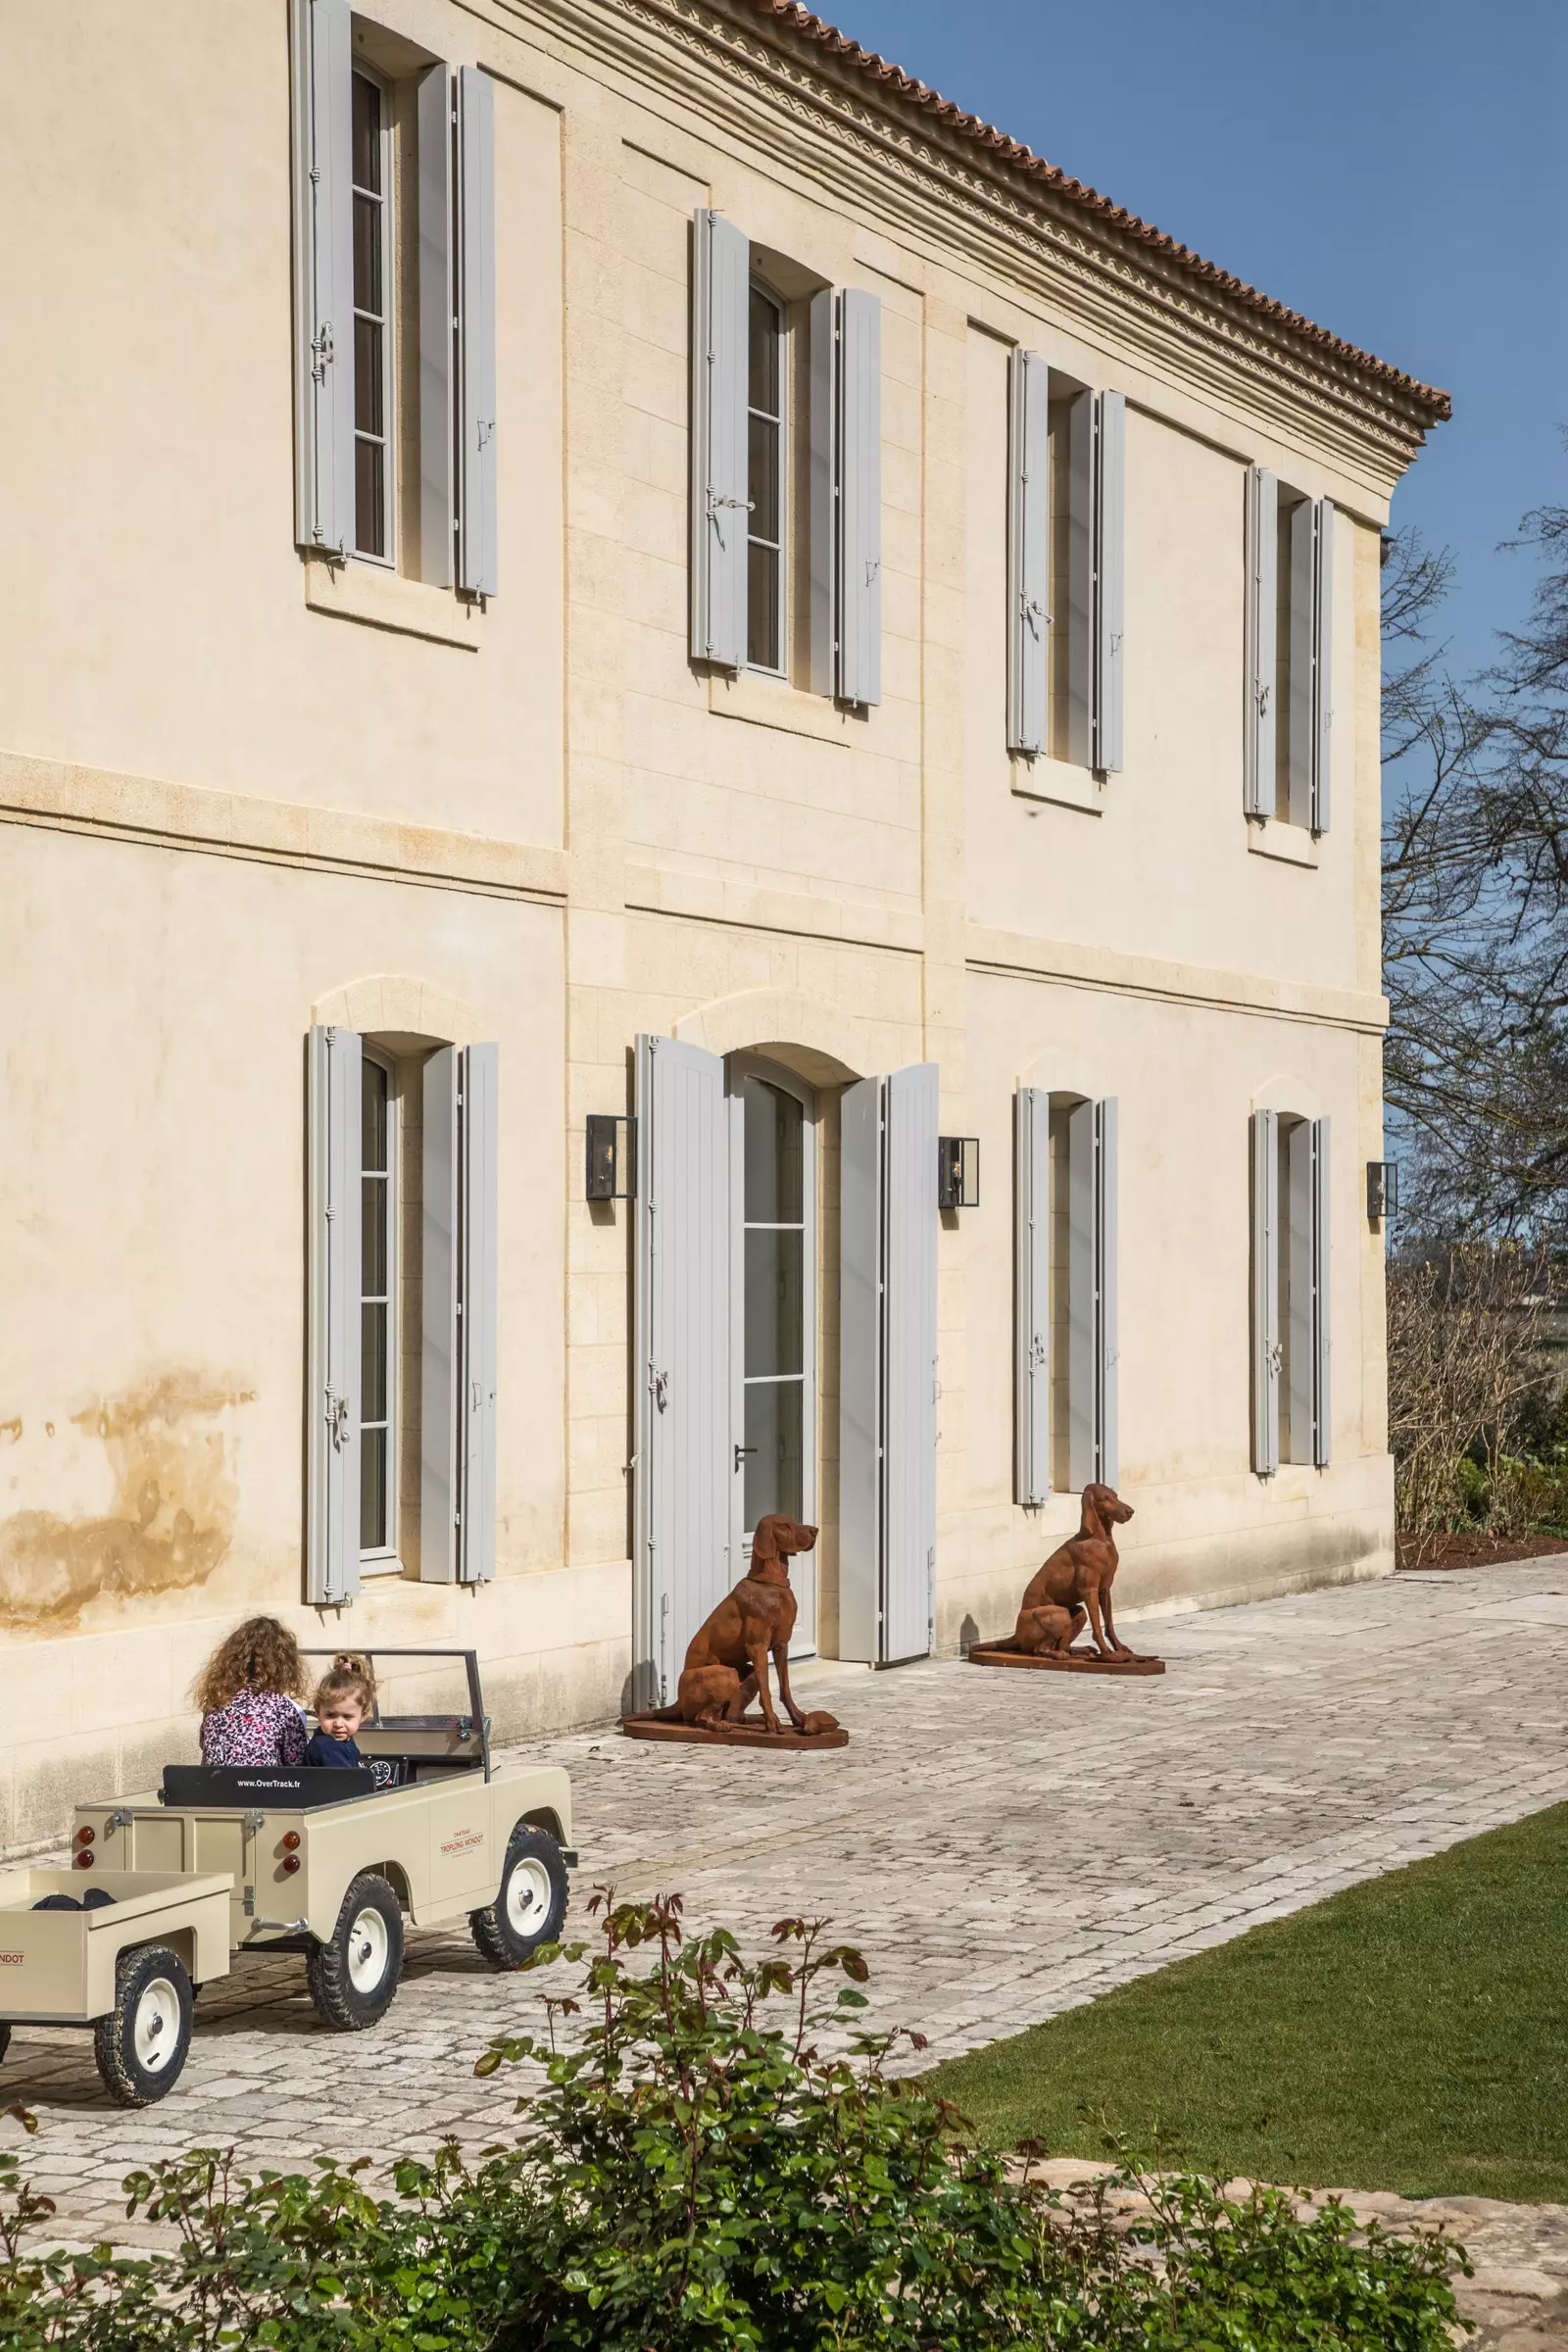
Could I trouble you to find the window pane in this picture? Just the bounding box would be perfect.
[361,1059,389,1172]
[352,74,381,194]
[353,191,381,317]
[356,438,385,558]
[361,1303,388,1421]
[748,414,779,544]
[355,314,383,435]
[748,287,779,414]
[744,1380,803,1531]
[362,1177,387,1296]
[747,541,779,671]
[360,1429,388,1550]
[743,1079,803,1223]
[745,1229,804,1379]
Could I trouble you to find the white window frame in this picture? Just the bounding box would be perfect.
[359,1045,401,1570]
[746,282,789,678]
[727,1054,817,1653]
[351,62,396,568]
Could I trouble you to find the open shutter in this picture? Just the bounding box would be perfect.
[690,210,749,668]
[289,0,354,555]
[1310,1116,1331,1465]
[1288,498,1318,829]
[840,1064,938,1664]
[1014,1087,1052,1504]
[1007,352,1050,755]
[421,1048,460,1581]
[1067,1097,1117,1490]
[635,1037,731,1706]
[417,67,455,587]
[307,1025,362,1603]
[1244,468,1278,815]
[459,1044,499,1579]
[455,67,497,597]
[1251,1109,1280,1475]
[1310,500,1334,833]
[1094,393,1126,774]
[837,290,883,708]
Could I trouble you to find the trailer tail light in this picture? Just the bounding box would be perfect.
[74,1826,95,1846]
[280,1854,301,1876]
[74,1849,95,1869]
[281,1833,300,1852]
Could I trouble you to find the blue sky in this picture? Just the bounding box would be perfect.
[831,0,1567,683]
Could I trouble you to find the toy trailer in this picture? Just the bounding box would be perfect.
[0,1867,232,2104]
[1,1649,575,2105]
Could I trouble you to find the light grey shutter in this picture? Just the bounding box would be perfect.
[1310,1116,1331,1465]
[1007,352,1050,756]
[838,1073,882,1665]
[1066,392,1094,765]
[1310,500,1334,833]
[458,1044,499,1579]
[456,67,497,598]
[1244,468,1278,814]
[839,1065,938,1663]
[634,1036,731,1706]
[1097,1097,1120,1488]
[836,290,883,708]
[808,288,836,695]
[307,1024,362,1602]
[690,210,749,668]
[289,0,354,556]
[1093,393,1126,775]
[1014,1087,1051,1504]
[1288,498,1318,829]
[1067,1097,1117,1490]
[417,66,455,588]
[883,1062,938,1659]
[1251,1109,1280,1475]
[420,1047,460,1582]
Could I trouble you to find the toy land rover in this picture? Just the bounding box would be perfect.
[0,1649,574,2105]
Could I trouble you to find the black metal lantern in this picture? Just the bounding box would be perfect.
[937,1135,980,1210]
[586,1114,634,1200]
[1366,1160,1399,1220]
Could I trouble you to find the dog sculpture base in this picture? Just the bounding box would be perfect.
[968,1639,1164,1676]
[621,1704,848,1750]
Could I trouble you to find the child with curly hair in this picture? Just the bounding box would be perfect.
[194,1615,309,1767]
[304,1653,377,1768]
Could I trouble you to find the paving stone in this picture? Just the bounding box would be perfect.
[2,1562,1566,2245]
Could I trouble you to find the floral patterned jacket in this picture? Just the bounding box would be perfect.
[200,1690,308,1768]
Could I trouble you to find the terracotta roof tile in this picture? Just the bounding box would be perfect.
[736,0,1451,424]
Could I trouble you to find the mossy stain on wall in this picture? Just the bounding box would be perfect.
[0,1372,253,1631]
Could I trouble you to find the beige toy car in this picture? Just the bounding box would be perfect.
[0,1648,574,2105]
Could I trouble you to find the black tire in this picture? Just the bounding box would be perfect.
[469,1826,568,1969]
[93,1946,193,2107]
[305,1873,404,2031]
[0,2022,11,2067]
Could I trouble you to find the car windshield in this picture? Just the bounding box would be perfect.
[297,1648,484,1738]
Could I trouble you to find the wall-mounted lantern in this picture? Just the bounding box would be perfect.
[586,1114,634,1200]
[1366,1160,1399,1221]
[937,1135,980,1210]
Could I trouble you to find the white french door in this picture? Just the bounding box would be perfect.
[727,1056,818,1656]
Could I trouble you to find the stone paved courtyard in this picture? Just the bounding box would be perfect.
[5,1558,1568,2258]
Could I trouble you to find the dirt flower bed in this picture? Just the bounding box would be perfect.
[1396,1531,1568,1571]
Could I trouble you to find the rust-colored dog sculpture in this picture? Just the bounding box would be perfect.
[676,1515,837,1736]
[1015,1483,1136,1660]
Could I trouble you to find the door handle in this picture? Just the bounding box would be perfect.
[734,1444,757,1472]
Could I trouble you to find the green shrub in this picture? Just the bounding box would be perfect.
[0,1898,1470,2351]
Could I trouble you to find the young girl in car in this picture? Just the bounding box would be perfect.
[194,1615,310,1767]
[304,1653,377,1767]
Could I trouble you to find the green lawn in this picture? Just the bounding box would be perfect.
[928,1801,1568,2203]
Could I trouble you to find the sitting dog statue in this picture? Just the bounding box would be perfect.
[1015,1482,1135,1660]
[677,1515,835,1735]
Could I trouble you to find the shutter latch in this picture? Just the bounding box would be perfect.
[326,1391,351,1448]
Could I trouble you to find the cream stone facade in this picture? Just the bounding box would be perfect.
[0,0,1446,1853]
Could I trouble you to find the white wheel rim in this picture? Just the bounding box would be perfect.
[347,1906,391,1993]
[133,1978,181,2075]
[505,1856,553,1938]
